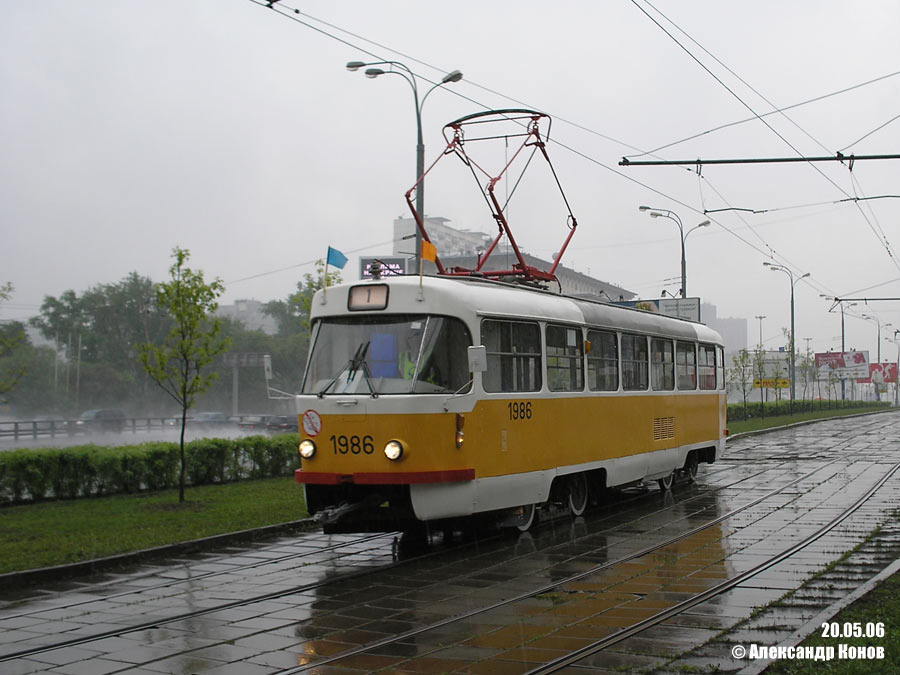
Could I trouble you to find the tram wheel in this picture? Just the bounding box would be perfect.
[567,473,589,517]
[657,471,675,492]
[683,453,699,483]
[516,503,537,532]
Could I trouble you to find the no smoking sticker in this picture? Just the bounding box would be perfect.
[302,410,322,437]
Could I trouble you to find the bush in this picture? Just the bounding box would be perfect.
[727,399,890,422]
[0,435,300,505]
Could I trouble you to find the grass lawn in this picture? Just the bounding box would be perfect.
[764,570,900,673]
[0,477,308,574]
[728,406,894,435]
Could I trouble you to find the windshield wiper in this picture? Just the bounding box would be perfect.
[318,341,379,398]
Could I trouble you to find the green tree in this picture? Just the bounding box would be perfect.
[752,344,767,418]
[139,248,231,502]
[770,358,786,412]
[263,260,341,336]
[729,348,753,416]
[0,283,27,401]
[798,346,816,406]
[29,272,170,409]
[260,260,342,397]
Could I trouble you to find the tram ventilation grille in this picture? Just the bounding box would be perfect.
[653,417,675,440]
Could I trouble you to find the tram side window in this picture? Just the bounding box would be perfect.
[676,341,697,390]
[717,345,726,390]
[587,329,618,391]
[621,334,648,391]
[481,320,542,393]
[547,324,584,392]
[699,344,716,390]
[651,338,675,391]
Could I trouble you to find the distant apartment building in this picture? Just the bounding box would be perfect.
[216,299,277,335]
[392,216,635,301]
[702,302,748,356]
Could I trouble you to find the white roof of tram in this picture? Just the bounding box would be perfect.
[311,275,723,345]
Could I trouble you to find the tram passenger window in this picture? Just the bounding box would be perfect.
[717,345,726,390]
[651,338,675,391]
[481,320,542,393]
[546,324,584,392]
[587,330,618,391]
[621,334,648,391]
[699,344,716,390]
[676,342,697,390]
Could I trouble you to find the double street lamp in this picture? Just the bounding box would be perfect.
[347,60,463,269]
[763,263,810,411]
[638,207,709,297]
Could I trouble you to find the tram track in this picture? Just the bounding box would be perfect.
[526,459,900,673]
[2,422,890,670]
[0,532,395,619]
[0,450,819,665]
[267,453,885,672]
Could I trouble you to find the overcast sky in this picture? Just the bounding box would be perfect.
[2,1,899,360]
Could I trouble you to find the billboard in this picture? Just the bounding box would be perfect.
[814,350,870,379]
[856,362,898,385]
[613,297,701,322]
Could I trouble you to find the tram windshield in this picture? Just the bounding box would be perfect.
[302,315,473,395]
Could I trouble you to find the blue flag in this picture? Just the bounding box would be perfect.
[326,246,347,269]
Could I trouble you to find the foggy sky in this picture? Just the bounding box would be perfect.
[2,1,899,359]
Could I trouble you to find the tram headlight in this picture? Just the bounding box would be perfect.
[384,440,404,461]
[299,439,317,459]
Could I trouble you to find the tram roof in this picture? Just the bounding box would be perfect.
[313,275,722,344]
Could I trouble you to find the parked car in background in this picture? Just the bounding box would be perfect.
[75,409,126,433]
[186,412,233,431]
[237,415,271,432]
[266,415,299,434]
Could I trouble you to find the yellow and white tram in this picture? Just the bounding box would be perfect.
[293,273,727,533]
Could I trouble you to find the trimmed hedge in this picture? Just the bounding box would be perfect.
[0,435,299,505]
[727,399,891,422]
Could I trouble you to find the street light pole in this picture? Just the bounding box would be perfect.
[638,206,709,297]
[347,61,462,271]
[861,314,892,401]
[821,297,857,400]
[763,263,810,413]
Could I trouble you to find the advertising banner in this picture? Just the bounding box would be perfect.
[614,297,701,322]
[814,350,870,379]
[360,256,407,278]
[856,362,898,385]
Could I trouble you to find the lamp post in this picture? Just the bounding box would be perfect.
[347,60,462,270]
[820,296,857,400]
[763,263,810,412]
[638,207,709,297]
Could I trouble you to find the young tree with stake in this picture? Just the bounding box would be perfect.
[140,248,230,502]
